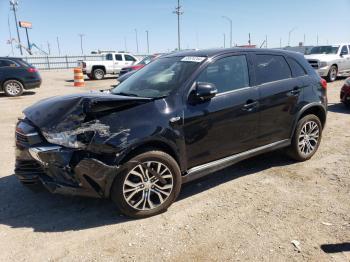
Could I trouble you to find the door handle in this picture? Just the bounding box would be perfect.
[289,87,301,96]
[242,100,259,111]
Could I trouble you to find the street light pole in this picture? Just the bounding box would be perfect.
[78,34,85,55]
[223,33,226,48]
[9,0,23,55]
[145,30,149,54]
[288,27,297,47]
[173,0,183,50]
[222,16,232,48]
[56,36,61,56]
[135,29,139,53]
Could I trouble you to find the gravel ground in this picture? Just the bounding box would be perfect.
[0,70,349,261]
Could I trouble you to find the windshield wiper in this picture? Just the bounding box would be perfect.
[113,92,140,97]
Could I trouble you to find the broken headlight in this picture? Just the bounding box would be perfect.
[42,131,92,149]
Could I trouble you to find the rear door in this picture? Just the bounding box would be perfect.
[114,54,124,73]
[252,53,303,146]
[183,53,260,168]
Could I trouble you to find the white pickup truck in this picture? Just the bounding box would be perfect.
[80,53,139,80]
[305,44,350,82]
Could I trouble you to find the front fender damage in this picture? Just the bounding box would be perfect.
[29,146,122,198]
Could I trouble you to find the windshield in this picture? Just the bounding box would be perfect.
[112,56,204,98]
[309,46,339,55]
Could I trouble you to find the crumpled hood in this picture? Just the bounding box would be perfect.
[23,92,151,132]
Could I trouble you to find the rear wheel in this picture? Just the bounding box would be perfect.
[287,114,322,161]
[327,65,337,82]
[3,80,24,97]
[111,150,181,218]
[92,68,105,80]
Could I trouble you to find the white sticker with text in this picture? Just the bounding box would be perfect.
[181,56,206,63]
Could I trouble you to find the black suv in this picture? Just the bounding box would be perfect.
[0,57,41,96]
[15,48,327,218]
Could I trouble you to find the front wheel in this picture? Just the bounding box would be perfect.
[287,114,322,161]
[111,150,181,218]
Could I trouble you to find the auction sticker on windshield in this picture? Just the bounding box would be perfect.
[181,56,206,63]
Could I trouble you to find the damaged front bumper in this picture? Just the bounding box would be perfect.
[15,145,120,198]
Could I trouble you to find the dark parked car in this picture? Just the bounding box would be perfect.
[340,77,350,108]
[0,57,41,96]
[15,48,327,218]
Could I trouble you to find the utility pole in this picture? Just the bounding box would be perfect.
[7,14,14,55]
[124,36,127,52]
[288,27,297,47]
[303,34,306,45]
[317,34,319,45]
[47,41,51,55]
[173,0,183,50]
[223,33,226,48]
[248,33,251,45]
[280,38,282,48]
[265,35,268,48]
[78,33,85,55]
[222,16,232,48]
[134,29,139,53]
[145,30,149,54]
[56,36,61,56]
[10,0,23,55]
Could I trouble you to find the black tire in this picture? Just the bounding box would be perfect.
[326,65,337,82]
[92,68,105,80]
[3,80,24,97]
[343,100,350,108]
[287,114,322,161]
[111,150,181,218]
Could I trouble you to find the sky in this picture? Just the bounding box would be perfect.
[0,0,349,56]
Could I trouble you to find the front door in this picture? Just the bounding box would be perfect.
[183,54,260,169]
[114,54,124,73]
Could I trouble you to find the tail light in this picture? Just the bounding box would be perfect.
[344,77,350,87]
[27,67,38,73]
[320,78,327,89]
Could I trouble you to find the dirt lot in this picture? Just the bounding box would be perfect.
[0,70,349,261]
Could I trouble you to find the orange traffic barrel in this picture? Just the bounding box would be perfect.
[74,67,85,87]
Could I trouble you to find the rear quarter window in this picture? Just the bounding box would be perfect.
[286,57,307,77]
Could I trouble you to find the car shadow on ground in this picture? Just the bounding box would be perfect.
[65,77,117,83]
[320,243,350,253]
[0,91,36,98]
[0,151,294,233]
[327,103,350,114]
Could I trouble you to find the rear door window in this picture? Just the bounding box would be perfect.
[0,59,18,67]
[254,54,291,85]
[286,57,307,77]
[115,54,123,61]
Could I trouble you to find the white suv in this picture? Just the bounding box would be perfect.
[81,53,139,80]
[305,44,350,82]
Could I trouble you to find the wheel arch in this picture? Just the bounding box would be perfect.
[291,103,327,137]
[92,65,106,73]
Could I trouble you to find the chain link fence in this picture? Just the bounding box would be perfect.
[19,55,146,70]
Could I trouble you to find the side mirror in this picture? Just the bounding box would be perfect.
[340,50,348,56]
[191,82,218,103]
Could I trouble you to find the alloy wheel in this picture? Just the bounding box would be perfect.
[330,67,337,81]
[123,161,174,211]
[298,121,320,156]
[5,82,22,96]
[94,69,104,79]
